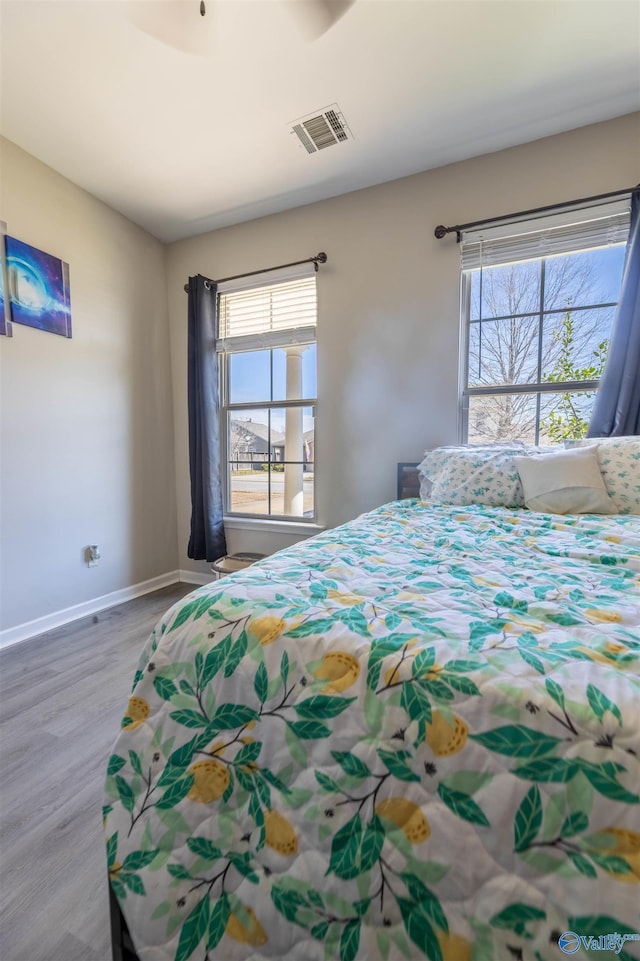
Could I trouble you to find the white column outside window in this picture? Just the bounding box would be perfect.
[283,345,307,516]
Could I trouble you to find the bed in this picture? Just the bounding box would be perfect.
[104,441,640,961]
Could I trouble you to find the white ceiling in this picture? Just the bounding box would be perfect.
[1,0,639,243]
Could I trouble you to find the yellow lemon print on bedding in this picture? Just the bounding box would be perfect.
[586,609,622,624]
[437,931,472,961]
[599,827,640,852]
[187,759,229,803]
[249,616,286,646]
[122,697,150,730]
[589,828,640,883]
[423,663,443,681]
[576,646,611,665]
[384,663,408,686]
[313,652,360,693]
[505,615,545,634]
[226,906,268,946]
[425,711,469,757]
[577,644,628,665]
[264,810,298,856]
[605,641,628,655]
[327,590,363,606]
[109,861,121,880]
[375,798,430,844]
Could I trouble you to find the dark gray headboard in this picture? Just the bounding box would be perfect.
[397,462,421,499]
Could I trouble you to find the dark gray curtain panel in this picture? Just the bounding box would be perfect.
[589,192,640,437]
[187,275,227,561]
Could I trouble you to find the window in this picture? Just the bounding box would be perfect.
[460,199,630,444]
[218,266,317,521]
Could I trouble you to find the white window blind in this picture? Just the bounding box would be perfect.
[460,197,631,270]
[217,266,317,353]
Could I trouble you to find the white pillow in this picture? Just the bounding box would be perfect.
[514,445,615,515]
[564,436,640,515]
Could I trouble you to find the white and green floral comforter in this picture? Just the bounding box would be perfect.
[104,502,640,961]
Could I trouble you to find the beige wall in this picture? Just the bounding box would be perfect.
[166,112,640,577]
[0,138,178,632]
[2,113,638,625]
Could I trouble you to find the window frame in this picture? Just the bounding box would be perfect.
[458,201,630,445]
[217,274,318,525]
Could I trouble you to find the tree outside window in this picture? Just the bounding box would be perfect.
[463,241,626,444]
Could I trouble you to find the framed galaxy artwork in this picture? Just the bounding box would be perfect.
[0,223,12,337]
[5,236,72,338]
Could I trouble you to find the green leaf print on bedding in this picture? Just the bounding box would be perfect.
[469,619,509,650]
[579,761,639,804]
[559,811,589,838]
[544,678,566,711]
[568,851,598,877]
[295,695,356,719]
[186,837,222,861]
[378,749,421,783]
[490,903,546,940]
[513,758,581,783]
[168,709,209,729]
[339,919,361,961]
[286,720,332,740]
[437,784,490,827]
[174,894,210,961]
[586,684,623,726]
[514,785,542,852]
[331,751,372,780]
[223,630,248,678]
[153,676,179,701]
[207,894,230,952]
[399,875,448,933]
[168,595,214,634]
[397,898,443,961]
[401,683,433,725]
[121,849,159,871]
[115,775,135,813]
[210,702,259,731]
[155,775,195,810]
[328,814,385,880]
[471,725,562,759]
[201,635,232,686]
[107,754,126,776]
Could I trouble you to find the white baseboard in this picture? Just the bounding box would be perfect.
[178,569,216,587]
[0,570,186,651]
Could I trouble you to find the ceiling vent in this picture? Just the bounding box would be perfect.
[290,104,352,154]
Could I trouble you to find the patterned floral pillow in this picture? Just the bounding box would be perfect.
[418,445,537,507]
[564,436,640,514]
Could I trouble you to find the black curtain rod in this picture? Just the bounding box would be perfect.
[434,185,639,242]
[183,252,327,293]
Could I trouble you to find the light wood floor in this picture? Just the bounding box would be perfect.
[0,583,195,961]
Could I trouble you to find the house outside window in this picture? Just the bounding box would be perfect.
[459,199,630,444]
[218,265,317,521]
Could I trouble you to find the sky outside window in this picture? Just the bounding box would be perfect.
[229,344,317,432]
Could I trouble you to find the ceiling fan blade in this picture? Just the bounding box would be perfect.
[127,0,214,57]
[289,0,356,39]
